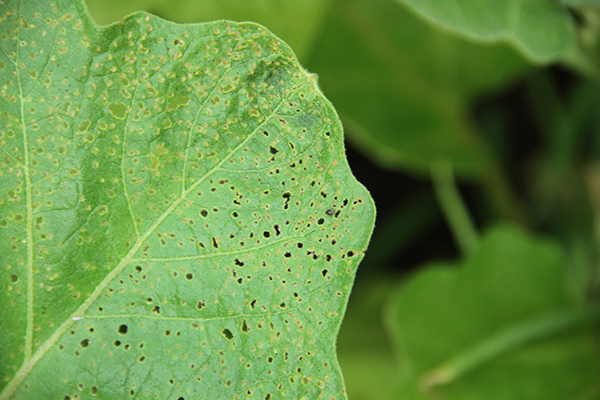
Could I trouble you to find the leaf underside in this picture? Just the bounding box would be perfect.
[0,1,375,399]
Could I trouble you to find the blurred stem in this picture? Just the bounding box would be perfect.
[583,163,600,297]
[528,71,595,180]
[419,304,600,391]
[432,160,479,256]
[482,160,528,225]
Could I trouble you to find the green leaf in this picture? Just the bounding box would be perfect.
[307,0,529,178]
[0,1,375,399]
[336,279,400,400]
[387,225,600,399]
[397,0,577,64]
[84,0,332,61]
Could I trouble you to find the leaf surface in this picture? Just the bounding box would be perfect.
[84,0,332,62]
[397,0,577,63]
[0,1,375,399]
[387,225,600,399]
[307,0,529,178]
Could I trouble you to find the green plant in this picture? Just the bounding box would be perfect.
[4,0,600,399]
[0,1,374,399]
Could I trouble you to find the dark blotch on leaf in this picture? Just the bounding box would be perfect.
[221,328,234,340]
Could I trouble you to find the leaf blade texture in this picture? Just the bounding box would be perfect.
[83,0,333,62]
[0,1,375,399]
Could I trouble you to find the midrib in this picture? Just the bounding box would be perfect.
[14,0,36,366]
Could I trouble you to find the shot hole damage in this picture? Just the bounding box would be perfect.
[221,328,234,340]
[0,9,375,400]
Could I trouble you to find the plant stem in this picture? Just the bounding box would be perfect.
[419,304,600,391]
[431,160,479,256]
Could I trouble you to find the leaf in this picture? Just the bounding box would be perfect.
[386,225,600,400]
[397,0,577,63]
[83,0,333,62]
[307,0,529,178]
[336,279,400,400]
[0,1,375,399]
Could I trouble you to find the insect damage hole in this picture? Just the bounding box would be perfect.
[221,328,234,340]
[117,324,128,335]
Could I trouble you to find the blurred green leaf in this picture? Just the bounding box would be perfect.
[397,0,577,64]
[337,279,400,400]
[307,0,529,178]
[386,225,600,399]
[84,0,332,61]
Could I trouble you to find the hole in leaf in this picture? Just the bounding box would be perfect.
[79,339,89,348]
[117,324,128,335]
[221,328,234,340]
